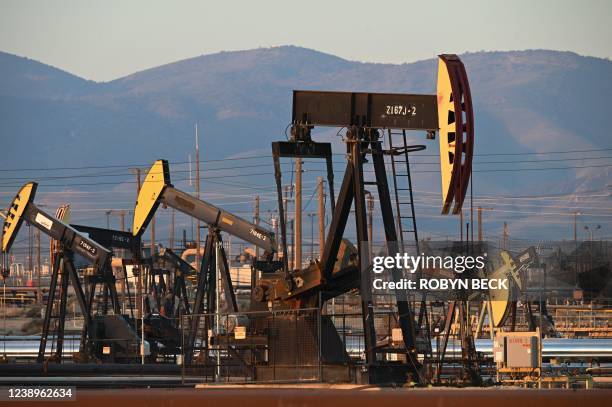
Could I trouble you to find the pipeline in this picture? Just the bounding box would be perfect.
[1,336,611,360]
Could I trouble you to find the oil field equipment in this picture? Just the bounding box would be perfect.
[150,246,195,318]
[1,188,154,363]
[436,55,474,215]
[256,54,475,384]
[0,182,123,362]
[132,159,282,363]
[494,329,542,385]
[68,223,150,362]
[476,247,556,336]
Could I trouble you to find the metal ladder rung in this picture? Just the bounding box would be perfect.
[387,128,419,253]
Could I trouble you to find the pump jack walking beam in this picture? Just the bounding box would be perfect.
[132,160,276,257]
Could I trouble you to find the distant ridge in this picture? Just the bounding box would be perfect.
[0,46,610,223]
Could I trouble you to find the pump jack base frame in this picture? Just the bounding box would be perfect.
[270,132,424,385]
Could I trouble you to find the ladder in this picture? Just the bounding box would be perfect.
[386,129,433,371]
[387,129,419,255]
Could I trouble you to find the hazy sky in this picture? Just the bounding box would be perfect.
[1,0,610,82]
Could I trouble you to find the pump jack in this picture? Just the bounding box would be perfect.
[72,224,199,358]
[253,54,476,384]
[1,183,115,363]
[67,223,154,361]
[268,98,436,384]
[132,160,281,363]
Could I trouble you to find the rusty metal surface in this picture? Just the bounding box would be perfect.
[16,388,611,407]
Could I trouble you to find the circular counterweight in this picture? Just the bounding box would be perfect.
[488,251,518,327]
[437,55,474,215]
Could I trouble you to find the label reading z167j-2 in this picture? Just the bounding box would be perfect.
[385,105,416,117]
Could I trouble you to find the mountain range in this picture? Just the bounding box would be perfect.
[0,46,610,240]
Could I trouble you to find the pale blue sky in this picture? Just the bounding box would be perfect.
[1,0,610,82]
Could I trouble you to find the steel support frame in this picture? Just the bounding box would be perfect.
[171,267,191,318]
[38,250,93,363]
[436,300,481,384]
[272,141,336,277]
[270,127,421,383]
[185,228,237,364]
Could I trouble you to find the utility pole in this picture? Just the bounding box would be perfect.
[169,208,175,249]
[254,196,260,259]
[573,211,579,242]
[195,124,201,268]
[271,215,279,253]
[131,168,141,192]
[317,177,325,260]
[477,207,493,242]
[366,191,374,260]
[502,222,509,249]
[283,185,291,267]
[28,224,32,277]
[131,167,142,320]
[307,213,315,261]
[118,209,126,312]
[460,209,464,242]
[470,186,474,243]
[151,217,156,256]
[477,207,483,242]
[295,159,302,270]
[289,218,294,270]
[36,228,41,303]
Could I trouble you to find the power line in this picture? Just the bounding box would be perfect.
[1,147,610,172]
[1,163,610,189]
[3,154,611,183]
